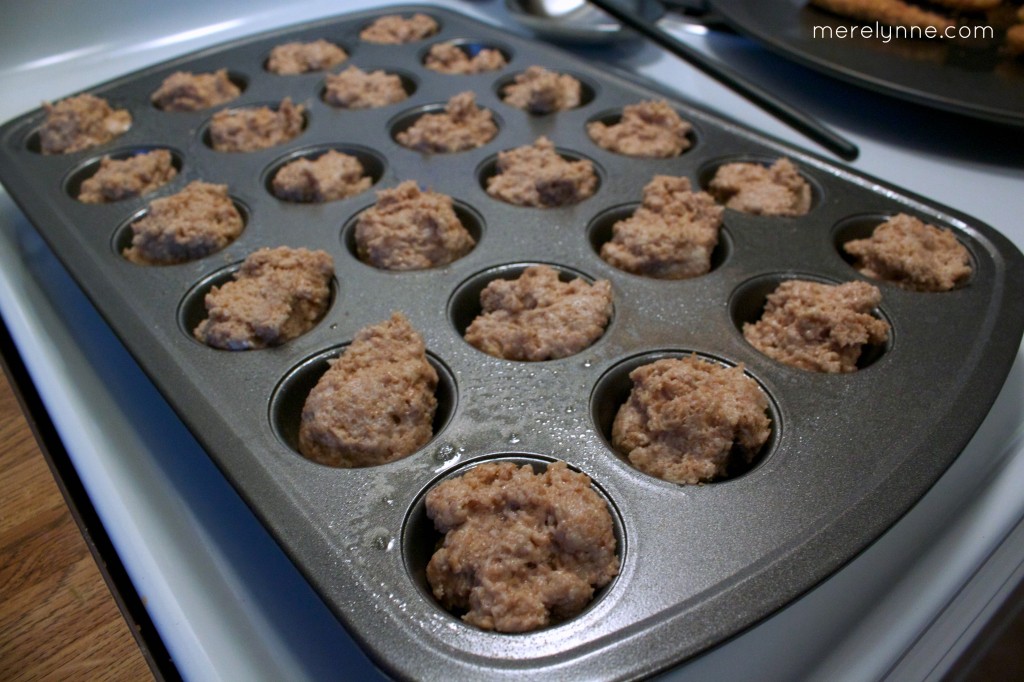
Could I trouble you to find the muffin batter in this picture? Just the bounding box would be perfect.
[612,356,771,485]
[587,100,692,158]
[425,460,619,632]
[77,149,177,204]
[485,136,596,208]
[843,213,972,291]
[150,69,240,112]
[193,246,333,350]
[600,175,723,279]
[38,94,131,155]
[123,181,242,264]
[708,158,812,217]
[501,65,582,115]
[323,66,409,109]
[266,39,348,74]
[208,98,305,152]
[355,180,475,270]
[395,91,497,153]
[743,279,890,372]
[359,13,438,44]
[271,150,372,203]
[464,265,612,361]
[298,312,438,467]
[424,42,507,74]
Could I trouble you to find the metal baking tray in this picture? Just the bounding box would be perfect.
[1,5,1021,679]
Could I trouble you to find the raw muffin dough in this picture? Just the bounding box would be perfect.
[425,460,619,633]
[612,356,772,485]
[193,246,333,350]
[743,279,890,373]
[355,180,475,270]
[464,265,612,361]
[150,69,240,112]
[1010,23,1024,56]
[486,136,597,208]
[38,94,131,155]
[298,312,438,467]
[600,175,723,279]
[271,150,372,203]
[843,213,972,291]
[208,98,305,152]
[708,158,812,217]
[809,0,956,31]
[266,39,348,74]
[123,181,242,264]
[587,100,693,158]
[77,149,177,204]
[359,13,438,44]
[395,91,497,153]
[322,66,409,109]
[424,42,507,74]
[501,65,582,115]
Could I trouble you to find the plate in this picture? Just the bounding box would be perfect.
[505,0,665,43]
[710,0,1024,127]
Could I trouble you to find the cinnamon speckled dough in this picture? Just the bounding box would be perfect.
[1010,24,1024,56]
[808,0,956,31]
[601,175,723,279]
[38,94,131,155]
[396,91,497,153]
[743,280,890,373]
[123,181,242,264]
[424,42,507,74]
[208,98,304,152]
[271,150,372,203]
[322,66,409,109]
[843,214,972,291]
[193,247,333,350]
[298,313,438,467]
[501,66,581,115]
[486,136,597,208]
[587,100,693,158]
[425,460,619,633]
[708,158,812,216]
[266,39,348,74]
[77,149,177,204]
[150,69,240,112]
[359,13,438,44]
[464,265,612,361]
[612,356,771,485]
[355,180,475,270]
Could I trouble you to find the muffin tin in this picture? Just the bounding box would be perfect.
[1,5,1022,680]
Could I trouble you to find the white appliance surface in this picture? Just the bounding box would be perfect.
[1,2,1021,680]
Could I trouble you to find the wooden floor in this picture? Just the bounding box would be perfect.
[0,372,151,681]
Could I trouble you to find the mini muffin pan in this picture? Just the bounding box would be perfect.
[1,6,1022,680]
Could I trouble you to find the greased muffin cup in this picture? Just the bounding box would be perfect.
[1,5,1022,680]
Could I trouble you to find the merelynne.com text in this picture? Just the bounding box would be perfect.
[813,22,994,43]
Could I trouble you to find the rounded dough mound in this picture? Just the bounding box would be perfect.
[464,265,612,361]
[612,356,771,485]
[843,213,971,291]
[743,280,890,373]
[298,313,438,467]
[426,460,619,632]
